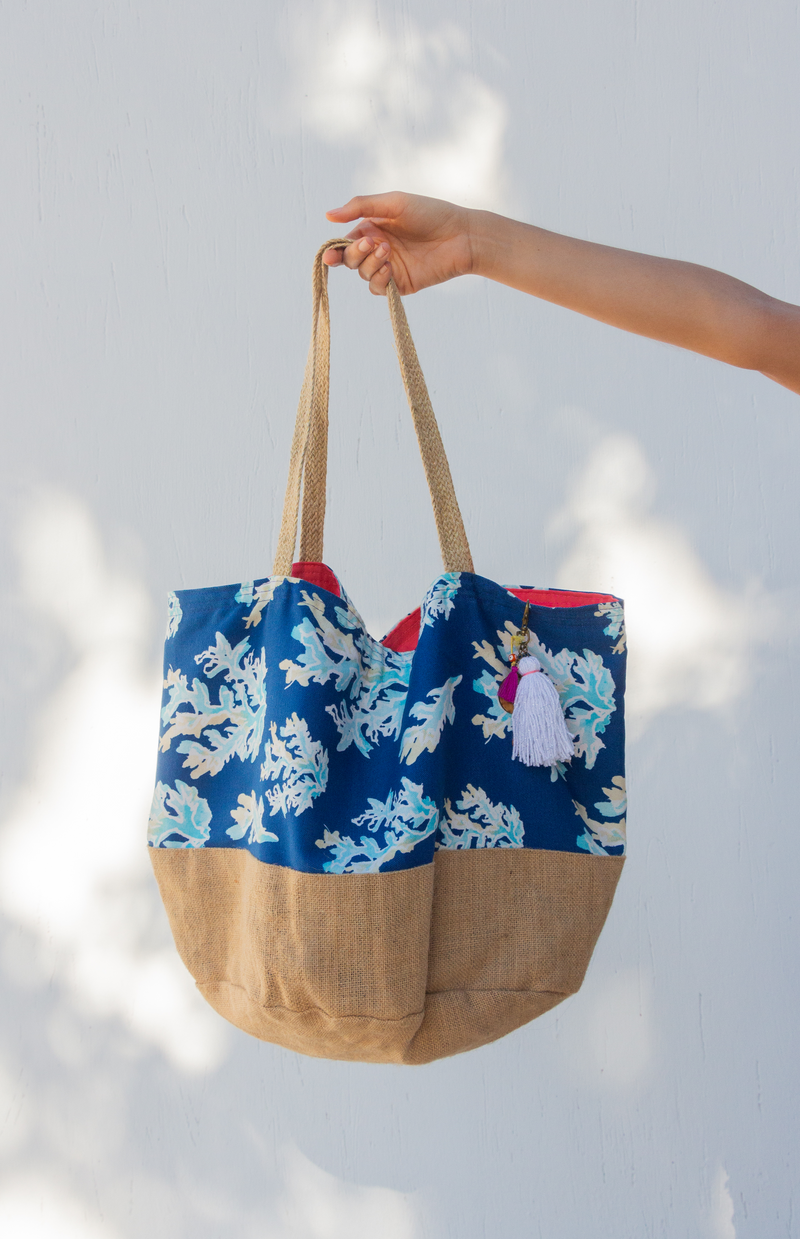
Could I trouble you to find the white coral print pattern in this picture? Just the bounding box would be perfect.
[226,790,278,845]
[166,592,183,640]
[574,775,626,854]
[260,713,329,816]
[280,591,412,756]
[594,601,626,654]
[471,633,514,741]
[530,636,615,769]
[148,780,212,848]
[159,632,267,778]
[315,778,438,873]
[152,570,626,868]
[438,785,524,849]
[400,676,462,765]
[241,579,280,628]
[421,574,461,628]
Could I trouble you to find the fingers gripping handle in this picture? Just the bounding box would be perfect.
[272,240,474,577]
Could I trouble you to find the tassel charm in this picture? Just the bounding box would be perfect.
[512,656,575,767]
[500,601,575,767]
[498,602,529,714]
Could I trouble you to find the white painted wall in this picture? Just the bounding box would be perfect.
[0,1,797,1235]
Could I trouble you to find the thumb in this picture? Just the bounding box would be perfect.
[325,192,405,223]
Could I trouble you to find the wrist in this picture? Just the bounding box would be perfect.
[464,209,495,278]
[465,209,524,282]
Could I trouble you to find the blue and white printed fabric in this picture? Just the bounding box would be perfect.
[149,570,627,874]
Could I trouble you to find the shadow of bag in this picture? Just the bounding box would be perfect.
[148,241,627,1065]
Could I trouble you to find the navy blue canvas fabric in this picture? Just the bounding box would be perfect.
[148,568,627,874]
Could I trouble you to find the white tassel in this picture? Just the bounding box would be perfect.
[512,655,575,767]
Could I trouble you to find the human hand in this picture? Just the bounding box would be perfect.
[323,191,474,296]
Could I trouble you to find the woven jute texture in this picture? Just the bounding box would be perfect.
[273,241,474,577]
[150,848,624,1064]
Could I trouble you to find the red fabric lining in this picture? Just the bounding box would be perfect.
[382,610,422,653]
[507,587,617,607]
[291,562,342,597]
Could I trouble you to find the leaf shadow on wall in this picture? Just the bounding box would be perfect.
[0,490,235,1239]
[549,433,776,736]
[276,2,513,211]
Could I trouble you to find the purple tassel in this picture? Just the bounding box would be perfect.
[498,668,519,714]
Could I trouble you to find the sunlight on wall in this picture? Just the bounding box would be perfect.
[0,491,227,1074]
[708,1165,736,1238]
[291,9,510,209]
[586,968,653,1085]
[553,434,769,729]
[267,1146,418,1239]
[557,967,653,1089]
[0,1174,120,1239]
[0,1051,31,1156]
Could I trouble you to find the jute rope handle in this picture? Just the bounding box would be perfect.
[383,276,474,574]
[272,242,333,577]
[272,240,474,577]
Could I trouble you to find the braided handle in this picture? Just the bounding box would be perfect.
[272,240,474,576]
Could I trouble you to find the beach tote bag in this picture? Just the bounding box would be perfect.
[148,241,627,1065]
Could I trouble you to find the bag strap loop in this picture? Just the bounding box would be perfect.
[272,240,474,577]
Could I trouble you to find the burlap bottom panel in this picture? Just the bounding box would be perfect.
[150,848,624,1065]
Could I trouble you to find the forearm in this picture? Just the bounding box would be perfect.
[468,210,800,393]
